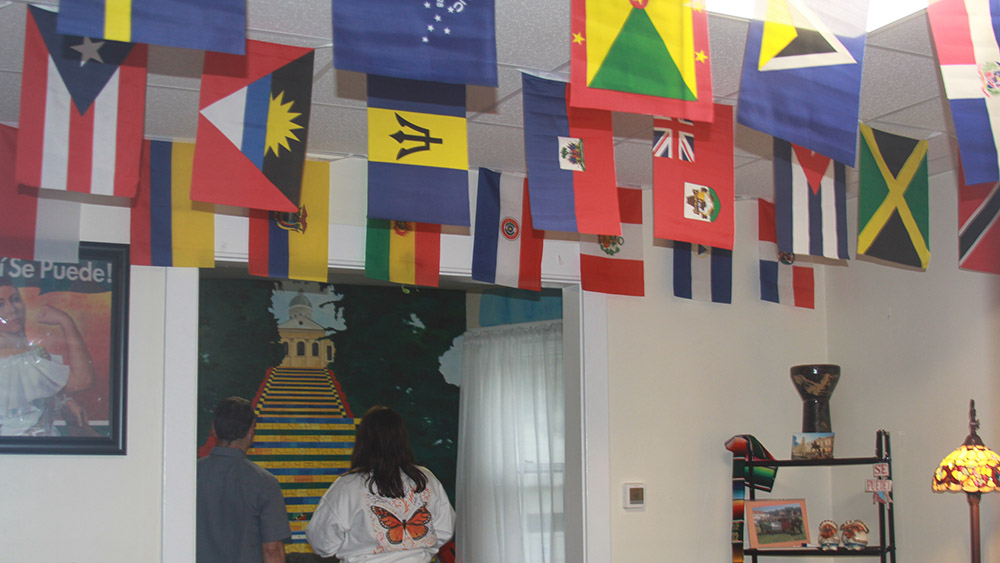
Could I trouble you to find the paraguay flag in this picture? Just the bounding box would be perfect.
[192,40,314,213]
[774,138,849,260]
[16,4,147,198]
[130,140,215,268]
[57,0,246,55]
[248,160,331,282]
[522,72,620,235]
[672,242,732,304]
[472,168,544,291]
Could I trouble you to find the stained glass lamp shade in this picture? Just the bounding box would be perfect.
[932,400,999,563]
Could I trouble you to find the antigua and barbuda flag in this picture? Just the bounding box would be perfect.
[774,138,849,260]
[57,0,246,55]
[333,0,497,87]
[522,72,620,236]
[672,241,732,303]
[16,4,147,198]
[569,0,714,121]
[737,0,868,165]
[472,168,544,291]
[958,168,1000,275]
[928,0,1000,185]
[249,159,331,282]
[579,187,644,296]
[653,103,734,250]
[192,40,314,213]
[130,140,215,268]
[367,75,470,227]
[759,198,814,309]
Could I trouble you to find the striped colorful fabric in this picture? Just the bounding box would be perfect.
[365,219,441,287]
[248,366,356,553]
[725,434,778,563]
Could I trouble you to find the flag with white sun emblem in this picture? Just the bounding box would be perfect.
[191,40,314,213]
[332,0,497,87]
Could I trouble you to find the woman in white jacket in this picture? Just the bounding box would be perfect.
[306,406,455,562]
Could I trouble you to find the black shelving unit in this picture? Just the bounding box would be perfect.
[735,430,896,562]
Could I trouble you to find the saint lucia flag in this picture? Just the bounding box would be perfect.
[192,41,314,213]
[472,168,544,291]
[57,0,246,55]
[248,159,331,282]
[130,140,215,268]
[569,0,713,120]
[672,242,732,303]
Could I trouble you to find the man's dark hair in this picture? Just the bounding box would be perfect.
[0,276,15,288]
[349,406,427,498]
[213,396,256,442]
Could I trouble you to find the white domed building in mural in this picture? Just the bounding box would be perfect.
[278,291,335,368]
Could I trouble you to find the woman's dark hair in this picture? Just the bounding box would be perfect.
[350,406,427,498]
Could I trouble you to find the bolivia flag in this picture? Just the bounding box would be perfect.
[365,219,441,287]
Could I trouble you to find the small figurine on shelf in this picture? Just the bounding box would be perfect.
[818,520,840,550]
[839,519,870,550]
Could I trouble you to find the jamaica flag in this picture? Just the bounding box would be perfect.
[857,124,929,269]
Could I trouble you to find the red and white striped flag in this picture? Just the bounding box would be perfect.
[580,187,645,296]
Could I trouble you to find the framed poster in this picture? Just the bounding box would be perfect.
[746,498,810,549]
[0,242,129,454]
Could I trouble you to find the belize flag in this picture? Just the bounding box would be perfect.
[192,40,315,213]
[472,168,544,291]
[522,72,620,236]
[16,4,147,197]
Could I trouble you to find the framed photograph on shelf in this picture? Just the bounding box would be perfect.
[0,242,129,454]
[746,498,810,549]
[791,432,835,460]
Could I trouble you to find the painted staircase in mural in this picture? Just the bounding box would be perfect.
[248,366,356,553]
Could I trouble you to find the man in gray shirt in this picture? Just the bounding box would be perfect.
[198,396,291,563]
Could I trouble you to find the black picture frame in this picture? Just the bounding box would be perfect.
[0,242,129,454]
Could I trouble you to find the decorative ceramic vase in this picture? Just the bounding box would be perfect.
[818,520,840,550]
[790,364,841,432]
[839,519,869,550]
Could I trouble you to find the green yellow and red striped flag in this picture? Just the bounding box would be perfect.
[365,219,441,287]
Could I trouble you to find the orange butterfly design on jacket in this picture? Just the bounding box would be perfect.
[370,504,432,544]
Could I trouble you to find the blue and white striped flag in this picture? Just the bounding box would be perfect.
[673,241,732,303]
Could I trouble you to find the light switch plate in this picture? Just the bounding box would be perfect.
[623,482,645,510]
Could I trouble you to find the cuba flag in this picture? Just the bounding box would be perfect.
[472,168,544,291]
[192,41,314,213]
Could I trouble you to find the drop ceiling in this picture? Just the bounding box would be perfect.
[0,1,955,201]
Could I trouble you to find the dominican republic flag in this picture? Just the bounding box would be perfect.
[759,198,814,309]
[522,72,620,236]
[672,242,732,303]
[774,138,849,260]
[16,4,147,198]
[579,187,644,296]
[472,168,544,291]
[0,124,81,263]
[928,0,1000,185]
[192,40,315,213]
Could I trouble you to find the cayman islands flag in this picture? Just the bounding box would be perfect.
[569,0,713,120]
[857,124,930,269]
[759,198,814,309]
[192,40,314,213]
[653,103,735,250]
[472,168,544,291]
[57,0,246,55]
[580,187,644,296]
[333,0,497,87]
[366,220,441,287]
[249,160,331,282]
[737,0,868,165]
[16,4,147,197]
[672,242,732,304]
[522,72,620,236]
[958,170,1000,275]
[367,76,470,227]
[130,140,215,268]
[774,138,849,260]
[928,0,1000,185]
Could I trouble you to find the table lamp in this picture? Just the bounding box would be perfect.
[932,400,1000,563]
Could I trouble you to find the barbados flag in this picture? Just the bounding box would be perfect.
[367,75,470,227]
[57,0,246,55]
[365,219,441,287]
[130,140,215,268]
[192,40,314,213]
[248,160,331,282]
[569,0,713,121]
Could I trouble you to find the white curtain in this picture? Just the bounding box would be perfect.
[455,320,565,563]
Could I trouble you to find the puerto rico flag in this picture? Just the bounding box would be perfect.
[16,4,147,198]
[472,168,544,291]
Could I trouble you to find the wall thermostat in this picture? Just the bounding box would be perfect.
[623,482,645,510]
